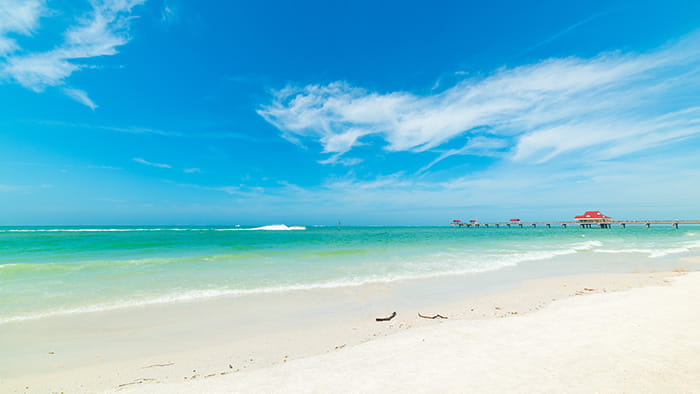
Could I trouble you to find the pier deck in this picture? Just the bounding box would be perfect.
[451,220,700,228]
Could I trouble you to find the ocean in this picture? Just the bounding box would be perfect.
[1,225,699,324]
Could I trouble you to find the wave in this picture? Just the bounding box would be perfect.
[215,224,306,231]
[0,239,602,325]
[592,240,700,258]
[0,228,215,233]
[246,224,305,231]
[0,225,305,233]
[593,248,689,258]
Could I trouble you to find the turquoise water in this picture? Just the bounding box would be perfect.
[1,225,699,323]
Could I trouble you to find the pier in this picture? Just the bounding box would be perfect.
[450,220,700,229]
[450,211,700,229]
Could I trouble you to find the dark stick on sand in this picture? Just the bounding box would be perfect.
[418,313,448,319]
[376,312,397,321]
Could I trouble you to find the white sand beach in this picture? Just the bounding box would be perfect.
[119,271,700,394]
[2,267,699,393]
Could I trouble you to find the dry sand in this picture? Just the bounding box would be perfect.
[2,270,698,393]
[119,272,700,394]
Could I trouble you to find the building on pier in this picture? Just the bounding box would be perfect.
[574,211,612,228]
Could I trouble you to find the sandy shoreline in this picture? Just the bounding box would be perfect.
[1,256,698,393]
[121,271,700,394]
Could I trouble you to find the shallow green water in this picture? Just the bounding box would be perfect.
[1,225,698,323]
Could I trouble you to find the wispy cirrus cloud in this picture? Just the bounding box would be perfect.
[0,0,147,108]
[160,0,179,27]
[88,164,123,170]
[164,180,264,197]
[62,87,98,110]
[133,157,171,168]
[0,183,53,192]
[0,0,45,56]
[518,11,608,57]
[36,120,271,142]
[259,32,700,167]
[0,185,20,192]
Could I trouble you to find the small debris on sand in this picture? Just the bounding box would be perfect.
[418,313,448,319]
[117,378,156,387]
[376,312,397,322]
[143,362,174,369]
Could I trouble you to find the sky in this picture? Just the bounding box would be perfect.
[1,0,700,225]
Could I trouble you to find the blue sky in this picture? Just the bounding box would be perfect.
[1,0,700,225]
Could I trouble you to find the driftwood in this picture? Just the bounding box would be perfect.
[418,313,448,319]
[376,312,397,321]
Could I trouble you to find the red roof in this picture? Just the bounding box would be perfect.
[469,220,478,223]
[574,211,611,220]
[453,219,461,223]
[509,218,520,221]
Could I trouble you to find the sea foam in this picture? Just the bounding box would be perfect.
[0,239,605,325]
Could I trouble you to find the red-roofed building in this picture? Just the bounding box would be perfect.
[574,211,612,224]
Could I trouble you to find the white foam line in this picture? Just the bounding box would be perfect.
[0,240,601,325]
[592,240,700,258]
[0,225,305,233]
[0,228,212,232]
[593,248,689,258]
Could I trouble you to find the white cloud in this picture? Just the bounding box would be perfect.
[0,183,53,192]
[0,184,20,192]
[259,32,700,166]
[417,136,510,174]
[318,156,363,166]
[518,12,607,57]
[88,165,123,170]
[160,0,178,27]
[133,157,171,168]
[3,54,78,90]
[0,0,146,107]
[0,0,45,55]
[184,168,201,173]
[165,181,264,197]
[62,87,97,110]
